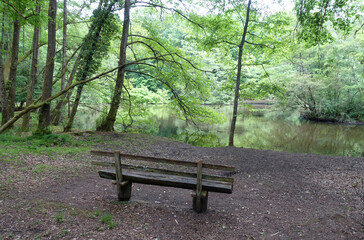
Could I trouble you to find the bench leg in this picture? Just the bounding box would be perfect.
[117,181,132,201]
[192,190,208,213]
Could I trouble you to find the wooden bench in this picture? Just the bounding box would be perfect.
[91,150,235,213]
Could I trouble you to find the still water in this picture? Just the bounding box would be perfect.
[74,105,364,157]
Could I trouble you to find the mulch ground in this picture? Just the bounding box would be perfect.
[0,132,363,240]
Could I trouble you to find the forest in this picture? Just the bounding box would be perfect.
[1,1,364,239]
[0,0,363,145]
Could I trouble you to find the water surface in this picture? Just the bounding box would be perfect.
[74,105,364,157]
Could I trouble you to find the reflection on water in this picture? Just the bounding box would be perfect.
[148,105,364,157]
[74,105,364,157]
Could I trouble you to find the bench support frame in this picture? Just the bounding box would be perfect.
[115,151,132,201]
[192,190,208,213]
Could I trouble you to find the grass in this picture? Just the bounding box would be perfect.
[100,213,113,224]
[0,131,92,159]
[100,213,116,229]
[33,164,53,174]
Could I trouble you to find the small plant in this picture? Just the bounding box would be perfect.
[100,213,116,229]
[94,209,100,217]
[57,229,69,238]
[108,220,116,229]
[100,213,113,224]
[55,212,64,223]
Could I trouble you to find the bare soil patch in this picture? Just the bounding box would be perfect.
[1,132,363,239]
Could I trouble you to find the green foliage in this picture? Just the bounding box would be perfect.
[1,0,362,139]
[129,84,170,104]
[75,0,120,81]
[295,0,363,46]
[272,37,364,122]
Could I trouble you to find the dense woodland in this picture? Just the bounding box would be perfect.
[0,0,363,145]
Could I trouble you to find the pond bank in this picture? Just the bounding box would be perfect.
[0,132,363,239]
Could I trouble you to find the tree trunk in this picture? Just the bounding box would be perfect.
[51,53,79,124]
[2,12,11,85]
[21,2,41,130]
[7,19,21,119]
[64,0,116,132]
[3,43,12,84]
[65,56,79,117]
[0,41,9,126]
[52,0,67,125]
[228,0,251,146]
[63,84,82,132]
[37,0,57,134]
[98,0,130,131]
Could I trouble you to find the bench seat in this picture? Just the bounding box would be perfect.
[99,168,233,194]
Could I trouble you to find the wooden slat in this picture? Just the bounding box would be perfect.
[114,151,123,200]
[91,161,234,183]
[196,160,203,212]
[99,169,233,194]
[91,150,235,171]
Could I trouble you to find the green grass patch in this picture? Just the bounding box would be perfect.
[100,213,116,229]
[33,164,53,174]
[0,132,92,158]
[0,157,24,166]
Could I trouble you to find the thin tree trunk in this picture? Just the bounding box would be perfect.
[228,0,251,146]
[18,42,46,65]
[51,53,79,123]
[0,41,9,126]
[7,19,21,119]
[64,84,82,132]
[65,56,79,117]
[21,2,41,130]
[52,0,67,125]
[37,0,57,134]
[98,0,130,131]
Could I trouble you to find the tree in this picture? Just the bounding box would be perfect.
[7,19,20,119]
[0,40,9,125]
[64,0,119,132]
[229,0,251,146]
[21,0,41,130]
[191,0,290,146]
[97,0,130,131]
[36,0,57,134]
[51,0,68,125]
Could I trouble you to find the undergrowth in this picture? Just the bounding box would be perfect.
[0,132,92,159]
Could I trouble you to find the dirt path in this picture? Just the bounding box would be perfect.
[1,132,363,239]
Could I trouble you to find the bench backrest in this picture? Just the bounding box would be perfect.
[91,150,235,184]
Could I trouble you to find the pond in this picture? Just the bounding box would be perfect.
[74,105,364,157]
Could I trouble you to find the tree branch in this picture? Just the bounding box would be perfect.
[125,69,196,125]
[135,1,204,29]
[0,0,35,19]
[244,40,274,49]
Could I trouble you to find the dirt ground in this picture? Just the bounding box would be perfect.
[0,132,364,239]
